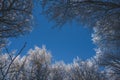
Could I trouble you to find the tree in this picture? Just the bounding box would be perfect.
[68,58,107,80]
[41,0,120,27]
[95,48,120,80]
[25,46,52,80]
[2,46,119,80]
[0,0,33,48]
[49,62,69,80]
[0,43,26,80]
[0,46,52,80]
[92,4,120,79]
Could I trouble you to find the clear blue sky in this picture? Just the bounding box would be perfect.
[8,4,96,63]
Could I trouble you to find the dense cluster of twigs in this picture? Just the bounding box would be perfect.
[0,0,33,48]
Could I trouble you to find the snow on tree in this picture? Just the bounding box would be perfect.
[25,46,52,80]
[68,58,107,80]
[0,46,108,80]
[0,0,33,48]
[40,0,120,27]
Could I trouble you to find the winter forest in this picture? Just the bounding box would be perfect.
[0,0,120,80]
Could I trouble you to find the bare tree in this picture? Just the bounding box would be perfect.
[25,46,52,80]
[92,3,120,79]
[0,43,26,80]
[0,0,33,48]
[0,46,111,80]
[68,58,107,80]
[40,0,120,27]
[95,48,120,80]
[49,62,69,80]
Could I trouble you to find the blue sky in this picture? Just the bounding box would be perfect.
[8,4,96,63]
[9,21,95,63]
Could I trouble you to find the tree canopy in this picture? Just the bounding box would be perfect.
[0,0,33,48]
[0,46,107,80]
[41,0,120,27]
